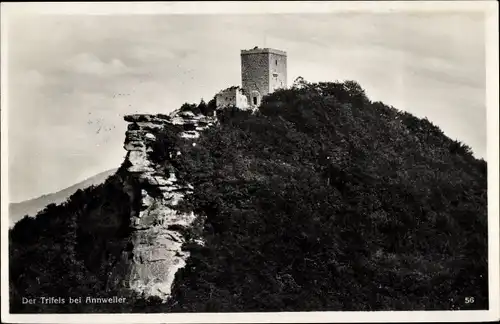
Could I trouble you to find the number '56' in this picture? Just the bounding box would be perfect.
[465,297,475,304]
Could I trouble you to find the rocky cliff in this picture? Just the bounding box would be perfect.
[114,110,216,300]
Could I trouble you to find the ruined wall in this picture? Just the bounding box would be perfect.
[235,89,250,109]
[111,110,216,301]
[216,88,237,108]
[216,87,249,110]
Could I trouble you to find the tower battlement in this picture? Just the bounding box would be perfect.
[241,47,287,56]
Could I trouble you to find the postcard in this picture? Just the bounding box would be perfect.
[1,1,498,323]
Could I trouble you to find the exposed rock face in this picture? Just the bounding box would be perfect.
[115,110,216,300]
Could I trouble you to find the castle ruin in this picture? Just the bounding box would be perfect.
[216,47,287,110]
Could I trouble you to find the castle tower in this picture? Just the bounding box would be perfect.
[241,47,287,107]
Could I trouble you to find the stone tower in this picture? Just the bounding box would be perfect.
[241,47,287,107]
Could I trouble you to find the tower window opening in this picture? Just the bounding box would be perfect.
[275,60,278,65]
[253,97,258,105]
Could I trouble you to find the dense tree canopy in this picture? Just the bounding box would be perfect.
[10,80,488,313]
[160,80,487,311]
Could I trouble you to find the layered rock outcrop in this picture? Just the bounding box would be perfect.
[115,109,216,300]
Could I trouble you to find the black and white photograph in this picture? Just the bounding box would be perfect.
[1,1,499,323]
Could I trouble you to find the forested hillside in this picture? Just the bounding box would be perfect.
[9,80,488,312]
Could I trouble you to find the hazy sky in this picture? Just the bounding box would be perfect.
[6,11,487,202]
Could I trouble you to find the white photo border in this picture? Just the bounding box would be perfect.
[1,1,498,323]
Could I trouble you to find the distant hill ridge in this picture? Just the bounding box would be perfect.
[9,168,118,226]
